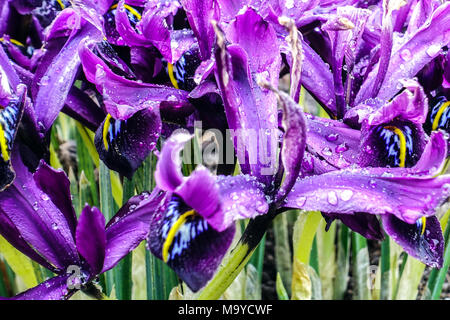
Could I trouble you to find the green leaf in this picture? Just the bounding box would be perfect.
[113,177,134,300]
[333,224,350,300]
[276,273,289,300]
[273,214,292,294]
[316,219,336,299]
[0,235,38,289]
[244,263,261,300]
[292,211,322,264]
[379,238,391,300]
[351,232,370,300]
[99,161,117,295]
[75,123,99,208]
[429,213,450,300]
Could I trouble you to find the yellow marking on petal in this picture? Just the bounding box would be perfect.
[109,3,141,20]
[162,210,196,262]
[103,114,112,151]
[56,0,66,9]
[0,37,25,47]
[124,4,141,20]
[167,63,179,89]
[421,217,426,236]
[384,125,406,168]
[0,123,9,162]
[432,101,449,131]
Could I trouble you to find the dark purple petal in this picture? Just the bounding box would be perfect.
[305,115,360,170]
[147,193,235,292]
[284,166,450,225]
[34,19,102,132]
[368,2,393,99]
[0,209,57,271]
[155,132,269,231]
[154,131,191,192]
[356,2,450,103]
[366,79,428,126]
[79,38,192,120]
[0,152,80,270]
[180,0,218,60]
[266,87,307,203]
[76,205,106,275]
[94,108,161,179]
[300,41,336,115]
[62,86,106,132]
[33,161,78,238]
[0,84,26,191]
[323,212,384,241]
[322,6,371,117]
[381,214,444,268]
[103,188,166,272]
[9,275,74,300]
[213,9,281,184]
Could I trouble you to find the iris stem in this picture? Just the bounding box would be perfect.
[198,215,272,300]
[83,282,113,300]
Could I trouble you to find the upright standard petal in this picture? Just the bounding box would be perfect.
[76,205,106,275]
[180,0,218,60]
[356,2,450,103]
[33,161,78,238]
[213,9,281,184]
[34,18,102,132]
[155,132,269,232]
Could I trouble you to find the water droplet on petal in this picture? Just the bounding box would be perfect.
[296,196,307,207]
[327,191,338,205]
[426,44,441,57]
[335,142,349,153]
[326,133,339,142]
[321,147,333,157]
[340,189,353,201]
[400,49,411,61]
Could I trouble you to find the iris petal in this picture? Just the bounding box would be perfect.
[147,194,235,292]
[381,214,444,268]
[94,107,161,179]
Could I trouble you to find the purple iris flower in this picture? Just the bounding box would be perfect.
[138,7,450,292]
[0,149,166,300]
